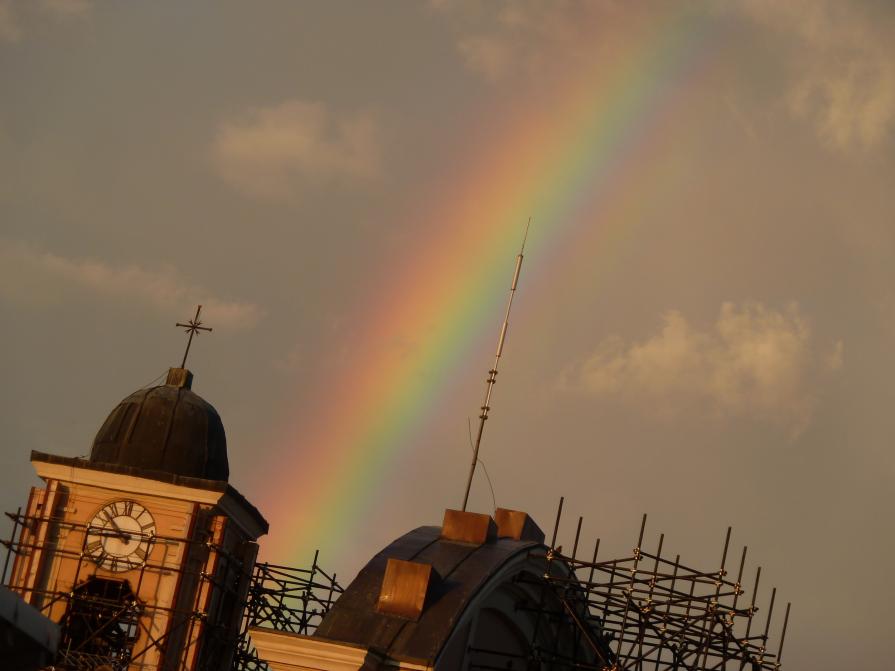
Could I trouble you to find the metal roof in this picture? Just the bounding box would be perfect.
[89,369,229,482]
[314,525,544,666]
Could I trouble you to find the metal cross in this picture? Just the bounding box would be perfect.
[175,305,213,368]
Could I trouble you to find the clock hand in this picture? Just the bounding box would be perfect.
[103,513,131,542]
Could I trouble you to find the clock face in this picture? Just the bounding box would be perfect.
[85,500,156,573]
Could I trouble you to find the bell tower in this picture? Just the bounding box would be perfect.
[4,365,268,670]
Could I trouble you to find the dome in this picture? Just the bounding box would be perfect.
[89,368,229,481]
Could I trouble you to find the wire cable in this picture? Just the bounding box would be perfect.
[467,417,497,514]
[138,370,168,389]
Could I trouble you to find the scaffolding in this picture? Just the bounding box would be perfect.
[3,500,788,671]
[2,505,343,671]
[234,554,344,671]
[500,499,791,671]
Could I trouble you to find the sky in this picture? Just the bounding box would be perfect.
[1,1,894,668]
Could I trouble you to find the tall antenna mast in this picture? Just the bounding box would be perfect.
[461,219,530,512]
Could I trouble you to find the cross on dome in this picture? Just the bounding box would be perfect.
[175,304,213,368]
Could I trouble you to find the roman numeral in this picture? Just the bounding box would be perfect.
[123,501,134,517]
[135,547,148,562]
[86,540,102,555]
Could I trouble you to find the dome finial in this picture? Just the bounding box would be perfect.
[175,304,213,368]
[166,367,193,389]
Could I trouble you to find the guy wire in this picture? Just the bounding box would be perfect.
[467,417,497,514]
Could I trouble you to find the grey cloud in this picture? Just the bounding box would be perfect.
[735,0,895,151]
[38,0,92,18]
[0,1,21,42]
[0,0,90,43]
[212,100,382,201]
[0,240,263,329]
[435,1,895,151]
[432,0,622,82]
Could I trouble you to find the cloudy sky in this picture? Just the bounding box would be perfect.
[1,1,893,668]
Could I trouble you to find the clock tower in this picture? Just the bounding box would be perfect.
[4,366,268,671]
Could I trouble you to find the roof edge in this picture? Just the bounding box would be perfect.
[30,451,268,535]
[31,451,229,491]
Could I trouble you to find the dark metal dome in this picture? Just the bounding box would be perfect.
[89,368,229,482]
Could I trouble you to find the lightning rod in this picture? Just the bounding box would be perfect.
[461,219,530,512]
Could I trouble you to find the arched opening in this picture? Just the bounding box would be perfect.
[467,606,532,669]
[58,577,142,670]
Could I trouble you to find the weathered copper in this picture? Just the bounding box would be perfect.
[165,367,193,389]
[89,370,229,481]
[315,524,549,665]
[439,509,496,545]
[376,558,433,621]
[494,507,545,543]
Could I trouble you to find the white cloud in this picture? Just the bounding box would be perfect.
[212,99,382,200]
[0,240,263,329]
[734,0,895,151]
[561,303,843,435]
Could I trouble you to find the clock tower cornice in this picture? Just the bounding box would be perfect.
[30,451,268,540]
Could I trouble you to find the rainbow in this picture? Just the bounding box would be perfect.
[253,7,715,566]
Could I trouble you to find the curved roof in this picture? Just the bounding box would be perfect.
[89,368,229,482]
[314,525,547,666]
